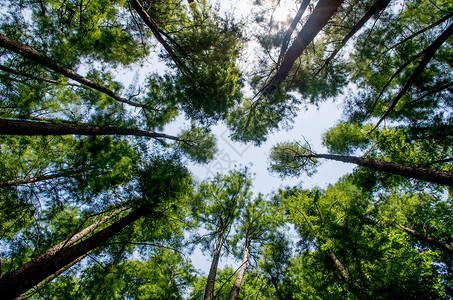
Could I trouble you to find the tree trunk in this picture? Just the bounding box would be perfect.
[0,169,83,187]
[302,153,453,186]
[264,0,344,95]
[314,0,391,76]
[128,0,189,75]
[229,238,250,300]
[327,248,368,299]
[204,230,225,300]
[0,34,143,108]
[16,254,88,300]
[0,119,189,144]
[277,0,311,65]
[0,206,147,299]
[397,224,453,255]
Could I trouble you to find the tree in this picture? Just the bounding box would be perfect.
[0,205,149,299]
[0,156,193,298]
[314,0,392,76]
[269,141,453,186]
[229,195,279,300]
[282,177,446,298]
[188,170,252,300]
[129,0,245,123]
[344,0,453,129]
[263,0,345,95]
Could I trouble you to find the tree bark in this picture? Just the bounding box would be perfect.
[0,119,189,144]
[229,238,250,300]
[327,248,368,299]
[314,0,391,76]
[264,0,344,95]
[0,207,147,299]
[204,230,225,300]
[128,0,189,75]
[277,0,311,66]
[16,254,88,300]
[0,169,83,187]
[397,224,453,255]
[300,153,453,186]
[0,34,144,108]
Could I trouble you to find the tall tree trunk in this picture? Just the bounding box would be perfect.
[0,169,83,187]
[277,0,311,65]
[327,248,368,299]
[0,34,144,108]
[397,224,453,255]
[0,206,147,299]
[264,0,344,95]
[314,0,391,76]
[128,0,190,75]
[301,153,453,186]
[51,207,128,252]
[0,119,189,144]
[16,254,89,300]
[229,238,250,300]
[204,230,225,300]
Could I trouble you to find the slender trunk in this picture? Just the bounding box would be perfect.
[128,0,189,75]
[0,169,83,187]
[327,248,368,299]
[204,230,225,300]
[52,207,128,252]
[229,238,250,300]
[16,254,88,300]
[0,34,144,108]
[301,153,453,186]
[277,0,311,65]
[397,224,453,255]
[0,207,147,299]
[0,119,190,144]
[314,0,391,76]
[370,22,453,132]
[264,0,344,95]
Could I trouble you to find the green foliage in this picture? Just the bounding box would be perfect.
[227,92,300,145]
[189,169,252,252]
[175,125,217,164]
[39,249,195,299]
[1,0,452,298]
[322,122,371,155]
[268,141,318,177]
[345,0,453,126]
[281,177,448,298]
[137,155,192,207]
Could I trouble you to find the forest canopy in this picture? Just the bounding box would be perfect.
[0,0,452,299]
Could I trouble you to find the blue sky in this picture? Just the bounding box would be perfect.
[114,0,356,275]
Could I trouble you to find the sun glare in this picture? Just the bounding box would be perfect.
[272,0,297,23]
